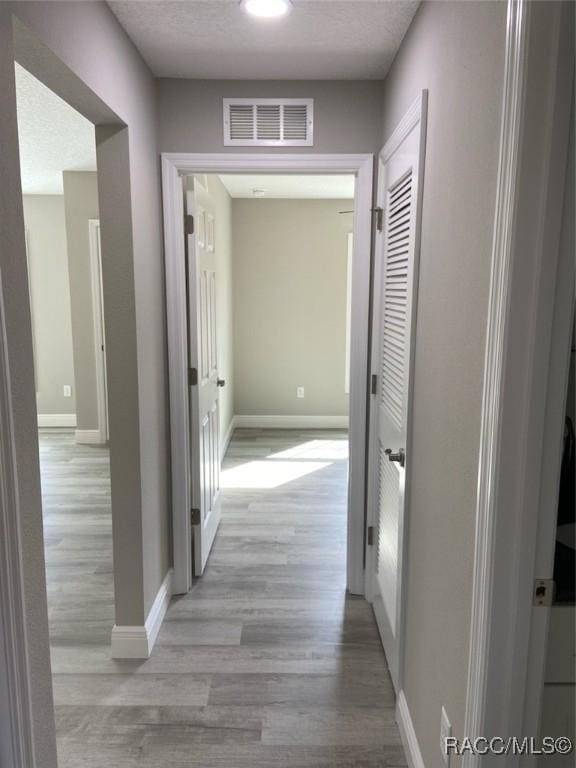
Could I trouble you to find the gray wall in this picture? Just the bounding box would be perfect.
[232,198,351,418]
[22,194,76,416]
[62,171,99,430]
[158,79,383,154]
[7,0,170,633]
[379,1,506,762]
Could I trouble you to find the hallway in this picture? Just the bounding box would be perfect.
[46,429,403,767]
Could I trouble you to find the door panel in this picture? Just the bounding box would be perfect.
[186,178,221,576]
[367,92,427,691]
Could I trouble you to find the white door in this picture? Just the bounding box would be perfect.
[185,177,221,576]
[367,92,427,691]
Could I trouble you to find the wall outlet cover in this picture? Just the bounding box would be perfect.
[63,385,72,398]
[296,387,305,399]
[440,706,452,767]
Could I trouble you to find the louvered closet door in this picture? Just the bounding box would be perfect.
[368,93,427,692]
[185,177,222,577]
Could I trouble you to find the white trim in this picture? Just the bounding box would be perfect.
[396,690,425,768]
[74,429,102,445]
[88,219,108,444]
[37,413,76,428]
[162,153,373,597]
[234,415,349,429]
[0,270,35,767]
[110,569,173,659]
[464,0,574,754]
[220,416,235,462]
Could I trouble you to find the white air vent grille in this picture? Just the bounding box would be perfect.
[224,99,314,146]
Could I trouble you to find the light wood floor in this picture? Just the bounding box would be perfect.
[41,428,405,767]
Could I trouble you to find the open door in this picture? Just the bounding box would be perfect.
[367,92,427,691]
[185,176,222,576]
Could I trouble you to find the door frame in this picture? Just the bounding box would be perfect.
[365,91,427,694]
[88,219,109,444]
[161,152,373,595]
[464,0,574,755]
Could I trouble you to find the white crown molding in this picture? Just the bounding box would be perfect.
[111,569,172,659]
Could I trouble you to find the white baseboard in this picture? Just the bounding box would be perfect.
[37,413,76,428]
[111,569,173,659]
[75,429,105,445]
[396,690,425,768]
[220,416,235,461]
[233,414,349,429]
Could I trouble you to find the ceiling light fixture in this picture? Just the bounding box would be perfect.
[242,0,291,19]
[252,188,268,197]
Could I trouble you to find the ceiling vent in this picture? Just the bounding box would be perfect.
[223,98,314,146]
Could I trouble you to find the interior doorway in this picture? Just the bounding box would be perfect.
[183,172,355,578]
[14,60,114,747]
[162,154,373,598]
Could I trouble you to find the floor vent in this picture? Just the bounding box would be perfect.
[223,99,314,146]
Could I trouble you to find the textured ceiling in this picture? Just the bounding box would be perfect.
[15,64,97,195]
[108,0,420,80]
[218,173,355,198]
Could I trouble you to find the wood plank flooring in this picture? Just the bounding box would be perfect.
[41,428,405,767]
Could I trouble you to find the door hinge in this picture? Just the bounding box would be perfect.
[367,526,375,546]
[371,373,377,395]
[188,367,198,386]
[533,578,555,606]
[191,508,201,525]
[185,214,194,235]
[371,206,383,232]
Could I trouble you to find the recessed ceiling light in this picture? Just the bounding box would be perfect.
[242,0,291,19]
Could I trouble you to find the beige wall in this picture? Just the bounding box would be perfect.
[232,198,351,418]
[62,171,99,430]
[22,195,76,416]
[379,1,506,762]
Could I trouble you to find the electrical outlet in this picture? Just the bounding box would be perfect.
[296,386,305,399]
[440,707,452,767]
[63,385,72,398]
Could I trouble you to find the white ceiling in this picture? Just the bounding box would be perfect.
[218,174,355,198]
[108,0,420,80]
[15,64,97,195]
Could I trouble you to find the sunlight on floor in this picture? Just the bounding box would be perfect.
[268,439,349,461]
[220,459,331,489]
[220,437,349,489]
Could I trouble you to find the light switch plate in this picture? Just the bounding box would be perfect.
[296,387,305,399]
[63,385,72,398]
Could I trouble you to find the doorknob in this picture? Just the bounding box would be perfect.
[217,378,226,387]
[385,448,405,467]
